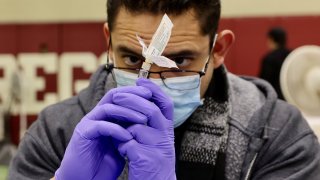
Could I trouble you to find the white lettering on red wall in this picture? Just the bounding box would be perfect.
[0,52,108,115]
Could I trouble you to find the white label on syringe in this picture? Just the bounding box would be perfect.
[150,56,178,68]
[136,14,177,69]
[146,14,173,57]
[136,35,148,58]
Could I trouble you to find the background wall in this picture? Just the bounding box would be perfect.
[221,0,320,17]
[1,0,320,144]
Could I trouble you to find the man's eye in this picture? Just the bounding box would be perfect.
[172,57,191,67]
[123,56,143,67]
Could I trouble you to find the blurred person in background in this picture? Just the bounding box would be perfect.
[259,27,291,100]
[8,1,320,180]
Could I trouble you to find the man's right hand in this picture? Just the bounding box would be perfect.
[54,86,153,180]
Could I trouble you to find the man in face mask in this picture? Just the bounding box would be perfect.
[8,0,320,180]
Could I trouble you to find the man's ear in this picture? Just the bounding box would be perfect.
[212,30,235,68]
[103,23,111,50]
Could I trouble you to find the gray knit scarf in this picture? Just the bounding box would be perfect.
[179,96,229,165]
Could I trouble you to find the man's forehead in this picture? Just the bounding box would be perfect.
[110,8,210,55]
[112,7,202,37]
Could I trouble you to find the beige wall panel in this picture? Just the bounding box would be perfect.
[0,0,107,23]
[221,0,320,17]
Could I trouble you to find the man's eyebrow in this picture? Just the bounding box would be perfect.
[163,50,200,58]
[116,45,142,56]
[117,45,199,58]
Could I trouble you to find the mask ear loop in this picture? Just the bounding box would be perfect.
[105,37,121,85]
[105,37,114,72]
[202,33,218,74]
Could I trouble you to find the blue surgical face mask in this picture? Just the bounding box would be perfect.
[113,69,203,127]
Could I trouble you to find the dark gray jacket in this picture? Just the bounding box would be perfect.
[8,65,320,180]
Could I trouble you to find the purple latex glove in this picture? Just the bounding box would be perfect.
[117,78,176,180]
[55,86,153,180]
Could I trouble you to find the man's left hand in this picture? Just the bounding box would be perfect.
[115,78,176,180]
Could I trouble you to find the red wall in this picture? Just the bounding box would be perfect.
[219,16,320,75]
[1,16,320,76]
[0,23,106,56]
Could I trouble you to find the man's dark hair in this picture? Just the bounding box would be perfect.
[268,27,287,48]
[107,0,221,39]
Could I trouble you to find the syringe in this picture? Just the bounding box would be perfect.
[138,60,152,78]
